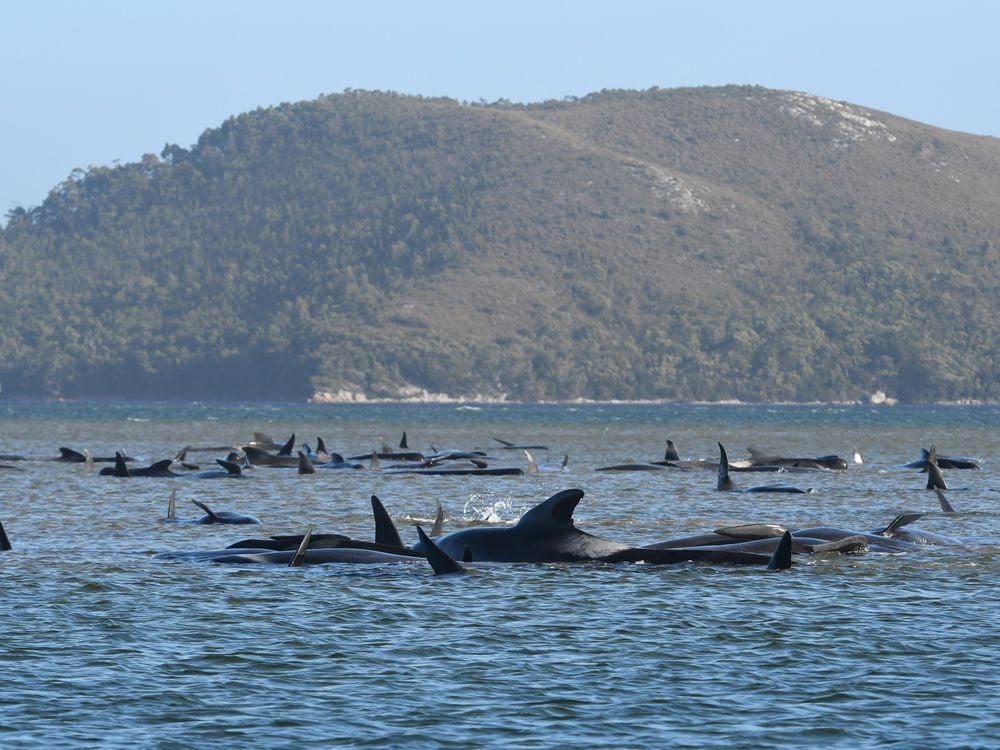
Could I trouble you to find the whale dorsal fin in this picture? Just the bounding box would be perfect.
[316,437,328,454]
[167,489,177,520]
[58,447,86,462]
[113,452,131,477]
[371,495,404,548]
[925,445,947,490]
[766,531,793,571]
[277,433,296,456]
[430,501,444,537]
[297,451,315,475]
[880,512,924,536]
[216,459,243,476]
[717,443,736,491]
[747,446,779,463]
[191,499,222,523]
[523,450,540,476]
[416,526,465,575]
[935,489,956,513]
[288,525,313,567]
[517,489,585,527]
[399,432,409,449]
[0,517,11,551]
[664,439,680,461]
[149,459,174,473]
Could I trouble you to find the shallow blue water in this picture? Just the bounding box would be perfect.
[0,401,997,748]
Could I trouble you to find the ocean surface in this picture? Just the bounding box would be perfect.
[0,400,997,748]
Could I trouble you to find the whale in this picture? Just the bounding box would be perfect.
[189,499,261,525]
[595,441,718,472]
[493,436,549,451]
[386,464,524,477]
[410,488,792,568]
[717,444,811,493]
[347,432,425,462]
[0,517,10,551]
[157,546,426,565]
[180,459,246,479]
[241,445,300,468]
[100,452,179,477]
[55,447,133,463]
[644,532,868,556]
[165,491,261,524]
[691,512,956,553]
[903,448,980,471]
[745,446,848,471]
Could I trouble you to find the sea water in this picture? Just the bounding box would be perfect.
[0,401,997,748]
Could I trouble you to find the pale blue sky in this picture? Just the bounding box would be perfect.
[2,0,998,214]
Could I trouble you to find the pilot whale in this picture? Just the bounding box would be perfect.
[717,444,811,493]
[410,488,792,568]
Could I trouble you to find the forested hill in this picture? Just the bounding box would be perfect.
[1,86,998,403]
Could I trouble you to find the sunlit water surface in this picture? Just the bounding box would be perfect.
[1,401,998,748]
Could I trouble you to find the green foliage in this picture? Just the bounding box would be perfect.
[1,87,998,403]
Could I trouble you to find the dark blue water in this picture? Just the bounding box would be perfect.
[1,401,997,748]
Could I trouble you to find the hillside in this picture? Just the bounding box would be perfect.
[1,85,997,402]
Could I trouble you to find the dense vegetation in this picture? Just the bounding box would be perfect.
[1,86,997,402]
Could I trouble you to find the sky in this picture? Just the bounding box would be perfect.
[3,0,999,214]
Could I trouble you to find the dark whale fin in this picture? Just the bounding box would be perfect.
[166,489,177,520]
[149,459,175,473]
[717,443,736,491]
[767,531,793,570]
[371,495,404,548]
[935,489,956,513]
[517,489,585,527]
[879,512,924,537]
[191,499,222,523]
[926,445,948,490]
[316,436,328,454]
[399,431,409,449]
[277,433,296,456]
[216,459,243,476]
[58,447,86,462]
[113,452,131,477]
[288,525,313,567]
[0,517,11,551]
[297,450,315,475]
[430,502,445,537]
[251,431,275,448]
[416,526,465,575]
[664,439,680,461]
